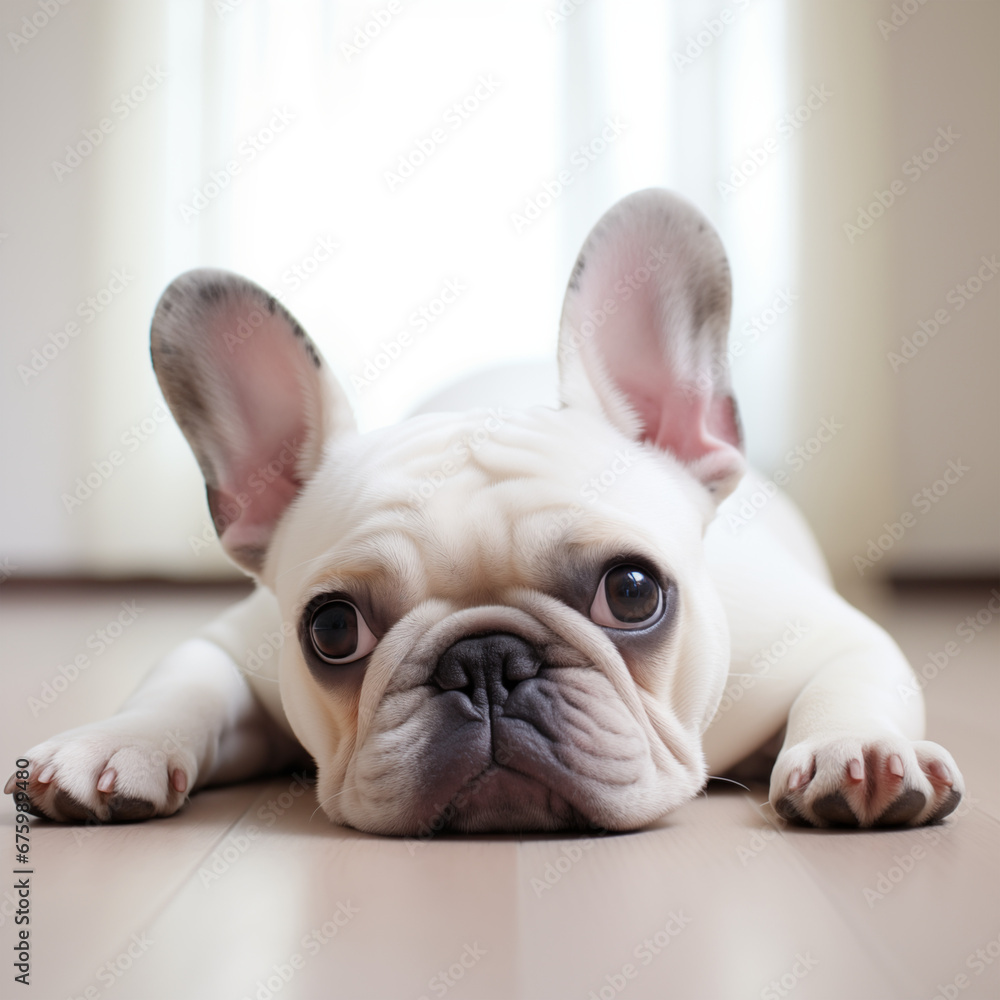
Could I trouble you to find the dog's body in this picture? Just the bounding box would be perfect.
[8,190,962,832]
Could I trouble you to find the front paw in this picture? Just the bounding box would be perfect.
[770,737,963,828]
[4,718,196,823]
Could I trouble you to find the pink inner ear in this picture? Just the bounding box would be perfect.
[201,303,320,566]
[629,381,742,462]
[208,469,301,567]
[557,188,747,492]
[575,259,744,487]
[613,370,743,486]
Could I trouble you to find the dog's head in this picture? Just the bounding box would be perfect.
[151,190,744,834]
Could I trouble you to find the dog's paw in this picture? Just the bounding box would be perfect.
[769,736,963,828]
[4,718,196,823]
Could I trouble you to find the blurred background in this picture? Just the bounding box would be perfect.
[0,0,996,590]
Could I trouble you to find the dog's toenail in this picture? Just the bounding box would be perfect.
[927,759,952,784]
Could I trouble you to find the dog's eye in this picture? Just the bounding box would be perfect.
[590,565,663,630]
[309,601,377,664]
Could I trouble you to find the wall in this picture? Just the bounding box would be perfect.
[789,0,998,588]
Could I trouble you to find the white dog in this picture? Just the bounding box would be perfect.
[7,190,963,834]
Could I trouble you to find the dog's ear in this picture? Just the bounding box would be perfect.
[151,269,353,576]
[557,189,744,500]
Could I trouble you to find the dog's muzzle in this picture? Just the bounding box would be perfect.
[339,603,683,835]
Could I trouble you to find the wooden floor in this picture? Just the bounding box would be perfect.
[1,582,997,1000]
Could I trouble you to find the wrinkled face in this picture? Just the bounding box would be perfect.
[150,188,746,835]
[267,405,731,835]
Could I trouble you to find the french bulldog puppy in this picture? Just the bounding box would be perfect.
[7,190,963,833]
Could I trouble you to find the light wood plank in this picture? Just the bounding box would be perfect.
[2,584,997,999]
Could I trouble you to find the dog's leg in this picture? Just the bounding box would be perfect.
[6,612,303,823]
[704,507,964,828]
[767,605,964,827]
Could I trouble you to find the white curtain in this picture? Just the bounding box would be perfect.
[2,0,799,579]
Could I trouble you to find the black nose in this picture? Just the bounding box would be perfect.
[432,633,541,705]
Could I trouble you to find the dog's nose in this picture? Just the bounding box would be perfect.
[432,633,541,704]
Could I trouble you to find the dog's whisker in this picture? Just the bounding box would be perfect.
[705,775,752,793]
[309,784,358,821]
[274,550,338,582]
